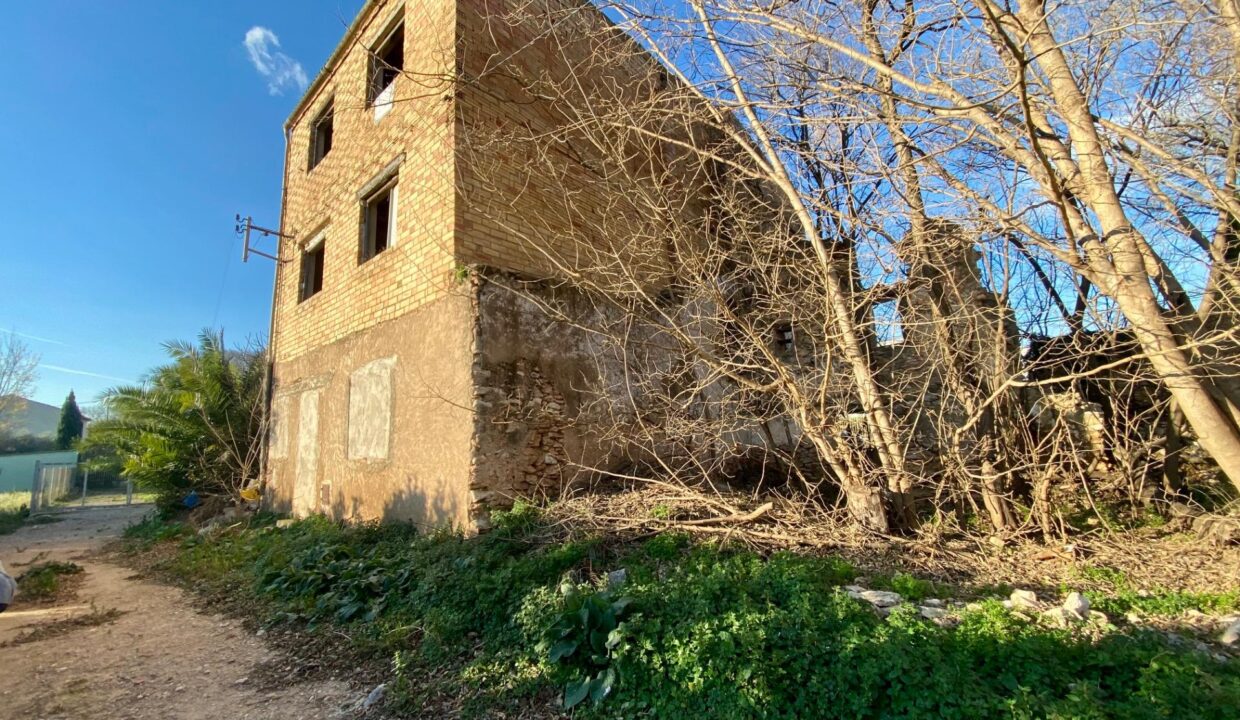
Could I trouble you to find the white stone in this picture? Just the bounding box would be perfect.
[922,598,945,608]
[919,606,948,619]
[362,683,386,710]
[855,590,902,608]
[1221,619,1240,646]
[1009,589,1039,610]
[1063,592,1090,619]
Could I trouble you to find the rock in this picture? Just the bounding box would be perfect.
[1221,619,1240,646]
[852,590,902,608]
[1009,589,1039,610]
[919,606,948,619]
[1063,592,1090,619]
[362,683,386,710]
[607,569,627,589]
[1193,515,1240,545]
[922,598,945,608]
[1042,607,1072,627]
[843,585,865,593]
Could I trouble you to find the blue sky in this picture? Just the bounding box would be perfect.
[0,1,364,409]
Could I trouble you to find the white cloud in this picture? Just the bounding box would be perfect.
[244,26,308,96]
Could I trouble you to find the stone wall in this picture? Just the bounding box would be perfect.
[467,274,622,528]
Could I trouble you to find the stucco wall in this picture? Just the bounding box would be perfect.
[266,290,476,528]
[0,451,78,494]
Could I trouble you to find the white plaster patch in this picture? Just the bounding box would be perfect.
[294,389,320,515]
[348,356,397,460]
[269,395,290,460]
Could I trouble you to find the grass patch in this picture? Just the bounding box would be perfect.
[1075,564,1240,618]
[122,507,1240,719]
[123,512,194,548]
[16,561,85,603]
[868,571,949,602]
[0,491,30,535]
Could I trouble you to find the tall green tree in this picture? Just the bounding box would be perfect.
[82,331,267,507]
[55,390,84,449]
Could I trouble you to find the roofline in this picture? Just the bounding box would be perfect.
[284,0,382,132]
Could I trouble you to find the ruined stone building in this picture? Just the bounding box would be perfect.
[264,0,664,529]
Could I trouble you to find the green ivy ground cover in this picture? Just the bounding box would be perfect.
[123,507,1240,719]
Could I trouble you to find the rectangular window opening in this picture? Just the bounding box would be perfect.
[774,322,795,355]
[308,100,333,170]
[360,181,397,262]
[368,22,404,106]
[873,300,905,345]
[299,239,325,302]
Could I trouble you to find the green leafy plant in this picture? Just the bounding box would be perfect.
[120,514,1240,719]
[540,579,633,708]
[16,561,83,601]
[81,330,266,509]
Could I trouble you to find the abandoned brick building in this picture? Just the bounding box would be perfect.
[264,0,662,529]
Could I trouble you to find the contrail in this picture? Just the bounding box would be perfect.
[1,328,69,346]
[40,364,132,383]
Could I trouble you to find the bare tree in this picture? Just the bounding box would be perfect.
[451,0,1239,532]
[0,333,40,432]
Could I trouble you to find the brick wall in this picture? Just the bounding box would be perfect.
[454,0,680,279]
[273,0,458,363]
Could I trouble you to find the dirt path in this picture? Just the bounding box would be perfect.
[0,505,357,720]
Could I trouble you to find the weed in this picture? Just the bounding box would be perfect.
[541,580,633,707]
[122,513,193,548]
[869,571,946,602]
[16,561,84,602]
[1075,563,1240,617]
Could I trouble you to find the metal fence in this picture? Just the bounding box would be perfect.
[29,462,77,514]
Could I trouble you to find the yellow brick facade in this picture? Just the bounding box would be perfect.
[273,0,456,363]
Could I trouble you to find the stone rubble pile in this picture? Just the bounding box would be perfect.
[842,583,1239,654]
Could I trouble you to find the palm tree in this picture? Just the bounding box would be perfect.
[84,330,267,506]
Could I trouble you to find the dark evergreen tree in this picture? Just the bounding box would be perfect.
[56,390,85,450]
